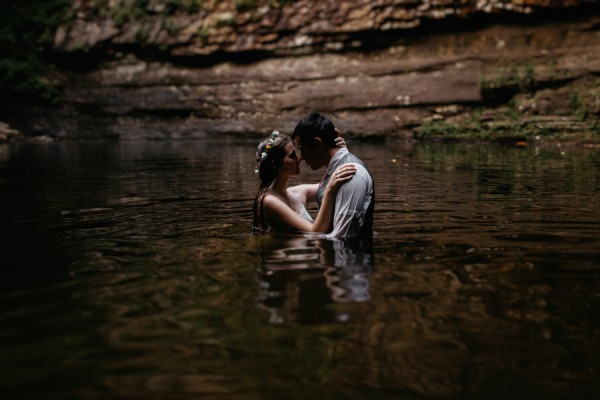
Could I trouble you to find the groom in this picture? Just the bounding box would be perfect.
[292,112,374,239]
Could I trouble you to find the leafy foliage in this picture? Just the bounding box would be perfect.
[0,0,70,103]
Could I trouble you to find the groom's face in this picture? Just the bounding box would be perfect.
[294,137,327,171]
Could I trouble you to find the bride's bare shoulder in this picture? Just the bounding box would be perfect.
[262,193,282,207]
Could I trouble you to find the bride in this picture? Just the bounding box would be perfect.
[253,130,355,234]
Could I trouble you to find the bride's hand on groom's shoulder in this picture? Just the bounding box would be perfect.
[326,165,356,193]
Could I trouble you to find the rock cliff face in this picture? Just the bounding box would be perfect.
[6,0,600,140]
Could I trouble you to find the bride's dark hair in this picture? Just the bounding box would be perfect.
[253,133,290,231]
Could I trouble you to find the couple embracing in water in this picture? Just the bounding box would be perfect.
[253,112,374,239]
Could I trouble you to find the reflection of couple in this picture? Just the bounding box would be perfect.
[258,236,374,324]
[253,112,374,238]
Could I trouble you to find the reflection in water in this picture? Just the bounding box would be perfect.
[257,236,374,324]
[0,139,598,399]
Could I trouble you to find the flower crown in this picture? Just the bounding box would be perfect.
[254,130,280,174]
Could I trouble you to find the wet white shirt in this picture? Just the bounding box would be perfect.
[323,148,374,239]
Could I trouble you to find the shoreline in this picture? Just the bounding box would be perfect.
[2,119,597,148]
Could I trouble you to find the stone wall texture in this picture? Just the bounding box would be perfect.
[5,0,600,140]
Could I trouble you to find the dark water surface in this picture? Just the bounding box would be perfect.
[1,138,598,399]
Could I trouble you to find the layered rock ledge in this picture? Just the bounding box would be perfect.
[3,0,599,141]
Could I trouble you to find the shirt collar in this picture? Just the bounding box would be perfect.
[325,147,349,177]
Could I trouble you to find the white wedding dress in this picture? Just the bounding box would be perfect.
[296,204,314,222]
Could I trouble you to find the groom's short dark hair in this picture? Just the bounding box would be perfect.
[292,112,337,148]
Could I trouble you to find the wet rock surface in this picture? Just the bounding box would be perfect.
[0,122,22,143]
[4,1,599,140]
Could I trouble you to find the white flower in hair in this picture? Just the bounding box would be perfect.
[255,130,281,175]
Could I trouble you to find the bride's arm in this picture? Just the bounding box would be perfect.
[288,183,319,205]
[263,165,356,233]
